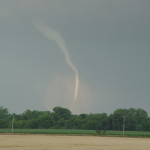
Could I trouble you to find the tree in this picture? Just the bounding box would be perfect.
[0,106,10,128]
[0,106,149,131]
[37,114,53,128]
[0,106,8,118]
[53,107,72,120]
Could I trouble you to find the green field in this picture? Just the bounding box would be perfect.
[0,129,95,135]
[1,129,150,137]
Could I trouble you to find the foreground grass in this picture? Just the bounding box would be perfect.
[0,129,150,137]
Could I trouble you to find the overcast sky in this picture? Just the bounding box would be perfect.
[0,0,150,114]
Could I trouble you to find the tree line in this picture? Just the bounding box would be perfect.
[0,106,150,131]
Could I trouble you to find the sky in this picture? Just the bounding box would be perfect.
[0,0,150,114]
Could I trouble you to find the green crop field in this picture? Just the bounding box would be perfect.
[0,129,95,135]
[0,129,150,137]
[106,130,150,137]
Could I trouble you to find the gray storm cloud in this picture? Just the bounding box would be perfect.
[34,22,79,110]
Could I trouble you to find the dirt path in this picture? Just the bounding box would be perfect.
[0,134,150,150]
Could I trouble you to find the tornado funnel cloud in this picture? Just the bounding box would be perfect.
[34,22,79,111]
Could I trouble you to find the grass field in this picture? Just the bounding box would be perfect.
[1,129,150,137]
[0,129,95,135]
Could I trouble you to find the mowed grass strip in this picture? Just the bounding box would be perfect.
[106,130,150,137]
[1,129,150,137]
[0,129,96,135]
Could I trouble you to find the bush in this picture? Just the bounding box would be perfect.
[96,130,106,135]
